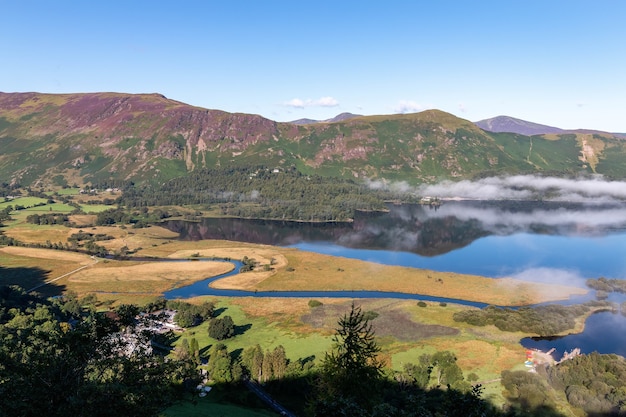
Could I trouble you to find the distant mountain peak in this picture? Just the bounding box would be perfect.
[475,115,564,136]
[289,112,362,125]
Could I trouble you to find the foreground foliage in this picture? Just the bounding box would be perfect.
[310,303,499,417]
[547,352,626,415]
[0,286,197,417]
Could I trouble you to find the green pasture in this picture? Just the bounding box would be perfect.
[0,197,76,214]
[174,299,333,364]
[0,197,48,209]
[22,203,75,213]
[1,196,110,218]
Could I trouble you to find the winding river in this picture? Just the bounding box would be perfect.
[163,200,626,357]
[164,261,489,307]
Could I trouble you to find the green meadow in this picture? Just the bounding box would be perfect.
[174,299,334,365]
[0,196,48,209]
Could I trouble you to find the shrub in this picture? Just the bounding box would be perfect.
[308,299,323,308]
[363,311,379,321]
[417,301,427,308]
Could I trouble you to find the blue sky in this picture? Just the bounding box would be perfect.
[2,1,625,131]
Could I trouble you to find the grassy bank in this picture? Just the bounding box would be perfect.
[1,223,587,306]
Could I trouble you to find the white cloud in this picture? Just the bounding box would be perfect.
[284,98,305,108]
[316,96,339,107]
[393,100,427,114]
[283,96,339,109]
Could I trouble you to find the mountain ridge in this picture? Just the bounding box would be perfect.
[1,91,625,187]
[289,112,363,125]
[474,114,625,138]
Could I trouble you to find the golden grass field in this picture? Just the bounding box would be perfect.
[1,223,587,306]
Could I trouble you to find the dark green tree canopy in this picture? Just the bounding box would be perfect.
[208,315,235,340]
[315,303,384,412]
[0,285,197,417]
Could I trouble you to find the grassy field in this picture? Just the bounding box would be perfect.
[67,259,234,295]
[0,247,92,294]
[167,296,530,410]
[177,298,335,363]
[250,250,586,305]
[22,202,76,213]
[162,386,279,417]
[0,196,48,209]
[3,222,75,244]
[0,224,587,306]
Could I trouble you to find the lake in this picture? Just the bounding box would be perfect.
[165,200,626,356]
[166,201,626,280]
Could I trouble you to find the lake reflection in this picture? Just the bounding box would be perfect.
[166,201,626,280]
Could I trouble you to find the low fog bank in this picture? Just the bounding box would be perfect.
[421,204,626,235]
[417,175,626,202]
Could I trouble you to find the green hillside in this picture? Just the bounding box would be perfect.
[1,92,624,187]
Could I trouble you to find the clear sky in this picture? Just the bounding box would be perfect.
[2,0,625,131]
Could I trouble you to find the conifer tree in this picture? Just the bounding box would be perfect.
[314,303,384,412]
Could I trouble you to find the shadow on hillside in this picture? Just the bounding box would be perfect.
[0,265,65,297]
[193,373,623,417]
[213,306,227,317]
[234,322,252,336]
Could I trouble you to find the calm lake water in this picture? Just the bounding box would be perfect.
[165,200,626,356]
[167,201,626,280]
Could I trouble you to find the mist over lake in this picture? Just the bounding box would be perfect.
[166,201,626,283]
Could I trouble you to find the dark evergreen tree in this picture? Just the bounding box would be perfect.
[314,303,384,413]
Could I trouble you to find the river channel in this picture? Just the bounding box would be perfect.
[164,201,626,357]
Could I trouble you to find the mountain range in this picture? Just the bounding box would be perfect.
[475,115,626,138]
[1,91,625,187]
[289,112,363,125]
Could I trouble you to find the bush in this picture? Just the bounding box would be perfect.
[363,311,379,321]
[417,301,427,308]
[308,299,323,308]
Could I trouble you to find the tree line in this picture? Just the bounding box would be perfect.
[452,301,615,336]
[118,166,416,222]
